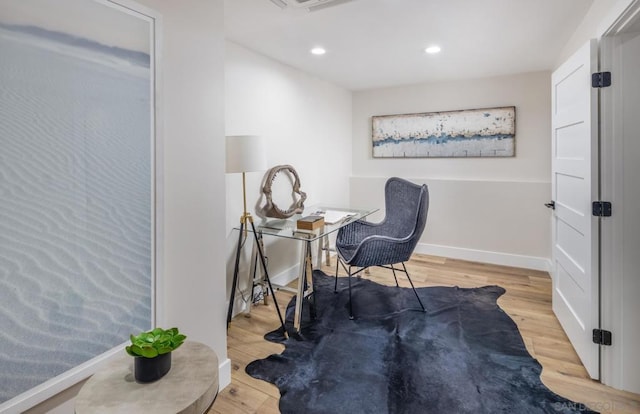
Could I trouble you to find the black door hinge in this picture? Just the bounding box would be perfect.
[592,201,612,217]
[592,72,612,88]
[593,329,612,346]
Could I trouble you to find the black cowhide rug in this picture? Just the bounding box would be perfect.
[246,270,597,414]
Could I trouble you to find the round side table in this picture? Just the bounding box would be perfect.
[75,341,218,414]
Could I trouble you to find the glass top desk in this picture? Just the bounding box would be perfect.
[245,206,378,334]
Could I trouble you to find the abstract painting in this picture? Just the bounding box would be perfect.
[0,0,156,410]
[372,106,516,158]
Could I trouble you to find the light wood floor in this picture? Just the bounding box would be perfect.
[209,254,640,414]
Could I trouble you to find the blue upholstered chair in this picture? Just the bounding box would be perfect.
[335,177,428,319]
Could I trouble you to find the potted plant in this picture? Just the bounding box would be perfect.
[125,327,187,383]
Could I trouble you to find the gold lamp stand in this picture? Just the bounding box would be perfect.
[239,171,253,234]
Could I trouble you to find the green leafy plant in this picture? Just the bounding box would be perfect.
[125,327,186,358]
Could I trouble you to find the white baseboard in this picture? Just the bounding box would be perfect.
[218,358,231,390]
[270,264,300,287]
[415,243,552,272]
[245,246,551,276]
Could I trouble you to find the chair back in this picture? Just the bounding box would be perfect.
[383,177,429,252]
[335,177,429,318]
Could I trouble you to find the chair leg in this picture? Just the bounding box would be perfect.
[390,264,399,287]
[401,262,425,312]
[348,265,354,319]
[334,257,339,292]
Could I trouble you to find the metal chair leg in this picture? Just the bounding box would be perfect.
[401,262,425,312]
[348,265,354,319]
[390,264,399,287]
[334,257,339,292]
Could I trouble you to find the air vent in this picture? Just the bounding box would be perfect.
[269,0,356,12]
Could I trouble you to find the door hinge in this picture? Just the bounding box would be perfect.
[593,329,612,346]
[592,72,612,88]
[592,201,612,217]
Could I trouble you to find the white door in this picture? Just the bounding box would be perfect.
[551,39,600,379]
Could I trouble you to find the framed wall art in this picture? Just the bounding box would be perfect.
[372,106,516,158]
[0,0,160,411]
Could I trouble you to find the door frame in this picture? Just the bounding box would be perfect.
[599,0,640,392]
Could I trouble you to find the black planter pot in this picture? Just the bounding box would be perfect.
[134,352,172,383]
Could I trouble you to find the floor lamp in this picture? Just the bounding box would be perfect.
[225,135,286,334]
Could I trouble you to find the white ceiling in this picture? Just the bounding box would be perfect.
[224,0,594,91]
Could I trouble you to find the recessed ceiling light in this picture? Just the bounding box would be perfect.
[425,45,441,54]
[311,47,326,55]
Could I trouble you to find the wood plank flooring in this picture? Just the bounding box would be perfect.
[209,254,640,414]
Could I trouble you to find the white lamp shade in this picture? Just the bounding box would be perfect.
[225,135,268,173]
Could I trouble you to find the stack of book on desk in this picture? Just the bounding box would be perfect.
[296,215,325,230]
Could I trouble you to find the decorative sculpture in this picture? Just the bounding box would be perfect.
[262,165,307,218]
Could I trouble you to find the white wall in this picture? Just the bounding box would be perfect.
[352,72,552,270]
[225,42,352,313]
[557,0,635,66]
[23,1,228,412]
[150,0,227,381]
